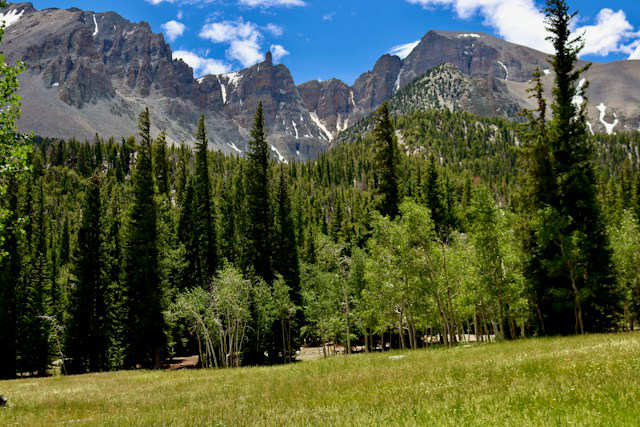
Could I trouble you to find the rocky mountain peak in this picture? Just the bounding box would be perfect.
[3,2,640,159]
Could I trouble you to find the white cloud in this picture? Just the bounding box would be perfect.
[270,44,290,62]
[239,0,306,7]
[161,20,186,42]
[177,10,183,20]
[265,23,284,37]
[406,0,640,57]
[229,39,264,67]
[630,44,640,60]
[173,50,231,76]
[389,40,420,59]
[200,19,272,68]
[200,19,259,43]
[576,9,636,56]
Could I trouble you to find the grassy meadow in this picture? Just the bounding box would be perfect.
[1,333,640,426]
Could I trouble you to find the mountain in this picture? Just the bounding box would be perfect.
[0,2,325,160]
[2,3,639,161]
[307,30,640,137]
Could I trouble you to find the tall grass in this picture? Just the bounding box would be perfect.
[1,333,640,426]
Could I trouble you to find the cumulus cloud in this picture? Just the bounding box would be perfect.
[389,40,420,59]
[200,19,289,68]
[577,9,636,56]
[406,0,640,57]
[228,39,264,67]
[173,50,231,76]
[630,44,640,60]
[200,19,264,67]
[270,44,290,62]
[162,20,186,42]
[200,19,258,43]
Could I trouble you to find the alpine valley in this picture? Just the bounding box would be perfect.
[2,2,640,160]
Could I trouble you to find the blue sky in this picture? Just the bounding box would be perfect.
[28,0,640,85]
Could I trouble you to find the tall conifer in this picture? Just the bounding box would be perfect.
[373,103,399,219]
[125,108,164,368]
[0,176,20,379]
[244,102,272,282]
[67,173,107,373]
[193,116,217,285]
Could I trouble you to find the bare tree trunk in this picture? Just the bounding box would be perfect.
[570,274,584,335]
[398,312,406,350]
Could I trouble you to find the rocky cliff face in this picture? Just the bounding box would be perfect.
[2,3,639,160]
[301,29,640,138]
[1,2,327,160]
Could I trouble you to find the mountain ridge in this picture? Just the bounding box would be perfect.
[2,2,639,160]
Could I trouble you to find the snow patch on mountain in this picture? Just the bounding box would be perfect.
[309,111,333,141]
[52,82,59,87]
[458,33,481,38]
[586,121,594,135]
[0,8,25,28]
[496,61,509,80]
[224,71,242,90]
[337,114,349,133]
[596,103,619,135]
[270,145,288,164]
[394,69,403,92]
[216,76,227,104]
[228,142,242,154]
[92,14,99,37]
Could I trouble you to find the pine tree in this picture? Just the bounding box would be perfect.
[102,189,126,370]
[373,103,400,219]
[178,177,197,291]
[244,103,272,282]
[273,168,302,360]
[59,216,70,265]
[124,108,165,368]
[67,173,108,373]
[523,0,620,334]
[154,131,169,197]
[193,116,217,286]
[244,103,273,365]
[423,155,446,234]
[218,177,236,263]
[18,177,51,376]
[0,176,20,379]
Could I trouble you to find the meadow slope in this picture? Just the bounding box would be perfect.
[1,333,640,426]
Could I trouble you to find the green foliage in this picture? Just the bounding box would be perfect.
[373,103,400,219]
[124,108,164,369]
[244,102,272,282]
[193,116,217,284]
[67,173,108,374]
[519,0,620,335]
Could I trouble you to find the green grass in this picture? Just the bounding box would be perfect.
[2,333,640,426]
